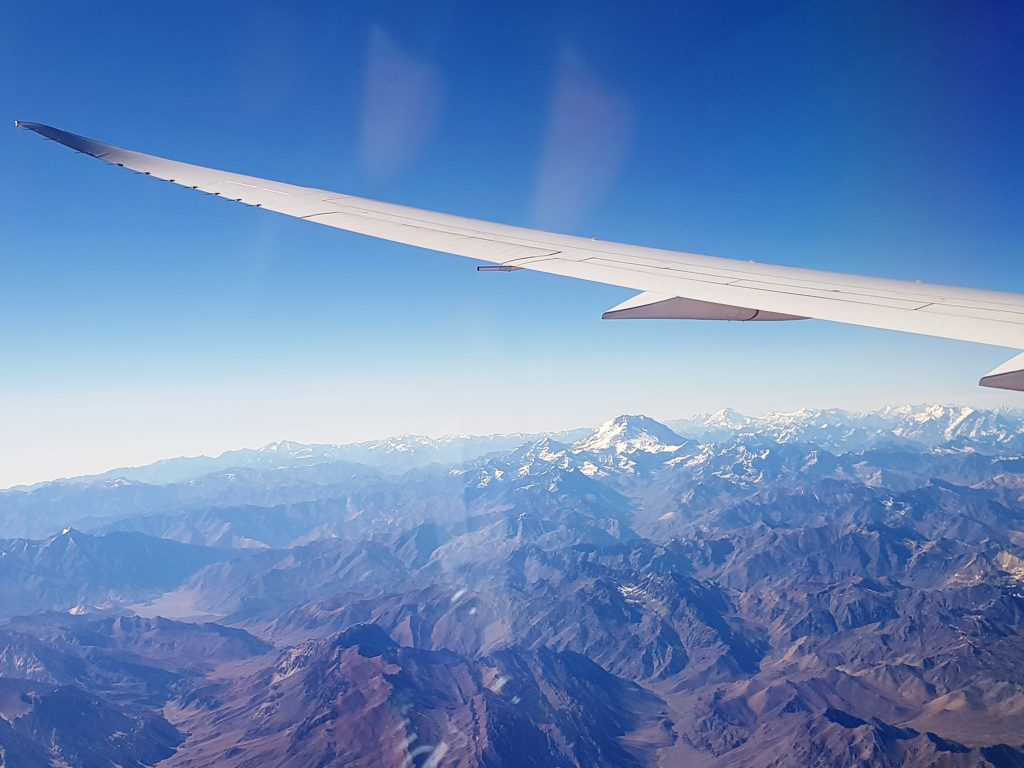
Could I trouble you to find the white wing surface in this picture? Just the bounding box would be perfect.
[16,121,1024,391]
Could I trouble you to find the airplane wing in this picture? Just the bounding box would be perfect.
[16,121,1024,392]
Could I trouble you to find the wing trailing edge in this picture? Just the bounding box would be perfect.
[15,121,1024,392]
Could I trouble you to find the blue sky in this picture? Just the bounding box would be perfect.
[3,1,1023,485]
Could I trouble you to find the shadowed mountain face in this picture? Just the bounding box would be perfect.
[1,406,1023,767]
[161,625,671,768]
[0,530,238,615]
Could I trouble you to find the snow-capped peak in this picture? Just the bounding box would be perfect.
[704,408,751,430]
[258,440,318,457]
[662,404,1023,452]
[573,415,685,455]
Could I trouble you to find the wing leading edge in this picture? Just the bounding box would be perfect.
[16,121,1024,391]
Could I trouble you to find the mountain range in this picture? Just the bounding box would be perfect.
[1,405,1023,767]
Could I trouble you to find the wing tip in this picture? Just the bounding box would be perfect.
[15,121,56,139]
[14,122,114,160]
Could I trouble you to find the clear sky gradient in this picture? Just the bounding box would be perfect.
[3,2,1023,486]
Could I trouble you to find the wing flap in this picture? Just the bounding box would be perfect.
[980,352,1024,392]
[602,292,804,321]
[512,255,1024,348]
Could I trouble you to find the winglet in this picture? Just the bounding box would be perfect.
[980,351,1024,392]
